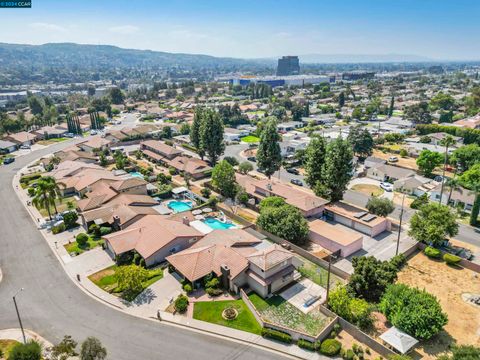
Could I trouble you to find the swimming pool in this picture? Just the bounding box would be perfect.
[168,200,193,213]
[203,217,236,230]
[129,171,144,179]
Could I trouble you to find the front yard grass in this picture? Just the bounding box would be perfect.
[88,265,163,299]
[0,339,20,358]
[64,236,104,255]
[248,292,330,336]
[351,184,384,197]
[193,299,262,335]
[240,135,260,143]
[37,137,68,145]
[37,196,77,217]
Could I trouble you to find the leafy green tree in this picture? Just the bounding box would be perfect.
[63,211,78,229]
[256,117,282,179]
[258,196,286,211]
[200,109,225,165]
[28,96,44,115]
[351,106,363,120]
[347,126,374,158]
[48,335,78,360]
[79,337,107,360]
[416,149,443,176]
[257,201,309,245]
[380,284,448,340]
[338,92,345,108]
[438,135,456,201]
[304,135,326,188]
[8,340,42,360]
[366,197,395,217]
[115,264,149,301]
[430,92,455,111]
[211,160,237,199]
[318,137,353,201]
[451,144,480,172]
[238,161,253,174]
[328,286,372,329]
[404,102,432,124]
[347,256,400,302]
[459,163,480,226]
[408,202,458,246]
[109,87,124,104]
[438,345,480,360]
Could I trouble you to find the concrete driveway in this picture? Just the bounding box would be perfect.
[348,177,393,200]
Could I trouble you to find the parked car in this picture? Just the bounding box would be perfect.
[247,156,256,162]
[380,182,393,192]
[90,130,97,135]
[3,157,15,165]
[286,167,299,175]
[20,145,31,150]
[388,156,398,163]
[65,133,75,138]
[290,179,303,186]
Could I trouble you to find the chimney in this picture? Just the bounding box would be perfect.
[266,183,272,191]
[182,216,190,226]
[220,264,230,291]
[113,215,121,230]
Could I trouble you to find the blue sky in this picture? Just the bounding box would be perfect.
[0,0,479,59]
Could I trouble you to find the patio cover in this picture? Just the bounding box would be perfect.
[379,327,418,354]
[172,186,188,195]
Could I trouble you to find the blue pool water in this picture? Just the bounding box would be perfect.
[203,217,236,230]
[129,171,144,179]
[168,201,193,213]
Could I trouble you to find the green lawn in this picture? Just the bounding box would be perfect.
[88,265,163,298]
[297,258,344,288]
[37,196,77,217]
[37,137,68,145]
[193,299,262,334]
[64,236,104,255]
[248,292,330,336]
[0,339,20,358]
[241,135,260,143]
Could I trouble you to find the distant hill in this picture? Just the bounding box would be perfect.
[298,53,434,64]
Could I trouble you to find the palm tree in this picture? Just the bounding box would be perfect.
[446,176,460,205]
[32,178,56,220]
[43,176,62,214]
[459,164,480,226]
[439,135,456,202]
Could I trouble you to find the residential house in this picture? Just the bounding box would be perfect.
[224,128,249,142]
[164,156,212,179]
[428,132,463,146]
[104,215,203,267]
[277,122,303,132]
[367,164,416,182]
[0,140,18,153]
[308,219,363,257]
[78,136,111,152]
[393,175,434,196]
[140,140,182,160]
[429,183,475,213]
[452,115,480,129]
[33,125,68,139]
[167,229,301,298]
[4,131,38,147]
[364,156,386,169]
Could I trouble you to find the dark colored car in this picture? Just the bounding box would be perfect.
[286,167,299,175]
[247,156,256,162]
[3,157,15,165]
[290,179,303,186]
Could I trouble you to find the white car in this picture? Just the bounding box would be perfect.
[20,145,31,149]
[380,182,394,192]
[388,156,399,163]
[90,130,97,135]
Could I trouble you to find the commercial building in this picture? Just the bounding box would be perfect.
[229,75,333,88]
[276,56,300,76]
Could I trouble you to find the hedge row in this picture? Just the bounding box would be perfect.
[261,328,292,344]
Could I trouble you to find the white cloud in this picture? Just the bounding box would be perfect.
[108,25,139,34]
[29,22,67,33]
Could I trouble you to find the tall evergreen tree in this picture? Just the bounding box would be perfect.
[388,96,395,117]
[256,117,282,179]
[304,135,326,188]
[200,109,225,165]
[338,92,345,108]
[191,107,204,159]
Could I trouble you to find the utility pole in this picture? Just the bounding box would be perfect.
[13,288,26,344]
[325,250,341,308]
[396,192,406,256]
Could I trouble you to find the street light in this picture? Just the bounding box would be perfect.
[396,192,406,256]
[13,288,26,344]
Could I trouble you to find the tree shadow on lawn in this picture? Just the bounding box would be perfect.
[124,288,157,306]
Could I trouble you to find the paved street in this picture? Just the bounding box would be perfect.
[0,140,284,360]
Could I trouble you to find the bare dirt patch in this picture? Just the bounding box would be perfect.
[397,251,480,359]
[336,330,382,360]
[351,184,384,197]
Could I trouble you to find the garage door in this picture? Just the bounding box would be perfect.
[353,222,372,236]
[334,214,352,227]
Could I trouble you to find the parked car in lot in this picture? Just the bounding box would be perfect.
[247,156,256,162]
[388,156,398,163]
[3,157,15,165]
[286,167,299,175]
[20,145,31,150]
[380,182,393,192]
[290,179,303,186]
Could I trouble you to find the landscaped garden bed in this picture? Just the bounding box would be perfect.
[193,299,262,335]
[64,235,104,255]
[0,339,20,359]
[248,293,330,336]
[240,135,260,143]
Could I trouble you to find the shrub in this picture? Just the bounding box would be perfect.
[200,188,211,198]
[410,193,429,210]
[27,187,35,196]
[319,339,342,356]
[390,254,407,269]
[139,258,146,268]
[261,328,292,343]
[344,349,355,360]
[9,340,42,360]
[206,287,223,297]
[52,223,66,234]
[183,283,193,294]
[443,253,461,265]
[63,211,78,229]
[328,286,373,329]
[297,339,317,351]
[424,246,442,259]
[76,233,89,247]
[88,223,99,235]
[100,226,112,236]
[168,166,177,175]
[399,149,408,157]
[174,295,189,313]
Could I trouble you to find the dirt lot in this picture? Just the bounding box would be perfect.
[336,330,382,360]
[351,184,384,197]
[397,252,480,359]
